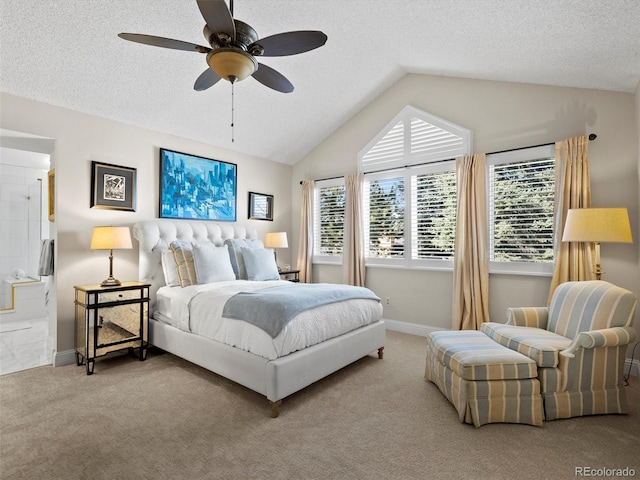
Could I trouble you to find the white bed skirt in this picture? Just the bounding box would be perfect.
[150,318,386,403]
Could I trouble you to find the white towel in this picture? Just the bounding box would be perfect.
[38,239,54,276]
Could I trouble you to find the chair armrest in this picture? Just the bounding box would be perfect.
[561,326,637,358]
[506,307,549,328]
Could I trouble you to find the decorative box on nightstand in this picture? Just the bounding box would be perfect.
[74,281,150,375]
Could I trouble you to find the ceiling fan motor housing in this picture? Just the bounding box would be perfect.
[204,20,260,52]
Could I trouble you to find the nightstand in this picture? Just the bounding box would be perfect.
[74,281,150,375]
[279,269,300,282]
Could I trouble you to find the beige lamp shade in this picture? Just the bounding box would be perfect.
[264,232,288,249]
[91,226,133,250]
[90,226,132,286]
[562,208,632,280]
[562,208,632,243]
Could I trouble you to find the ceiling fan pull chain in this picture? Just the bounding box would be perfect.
[231,82,235,143]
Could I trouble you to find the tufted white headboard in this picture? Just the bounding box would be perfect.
[132,220,259,309]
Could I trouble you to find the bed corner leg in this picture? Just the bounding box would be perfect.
[270,400,282,418]
[378,346,384,359]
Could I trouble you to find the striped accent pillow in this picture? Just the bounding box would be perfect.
[169,240,197,287]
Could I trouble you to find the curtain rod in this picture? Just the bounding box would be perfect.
[488,133,597,156]
[301,133,597,184]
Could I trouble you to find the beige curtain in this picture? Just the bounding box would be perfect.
[343,172,366,286]
[296,180,315,283]
[548,135,593,301]
[452,154,490,330]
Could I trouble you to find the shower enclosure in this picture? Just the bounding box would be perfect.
[0,157,49,318]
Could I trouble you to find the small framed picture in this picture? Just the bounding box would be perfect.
[90,161,137,211]
[248,192,274,221]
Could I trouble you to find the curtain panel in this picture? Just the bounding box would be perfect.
[296,180,315,283]
[343,172,366,286]
[452,154,490,330]
[548,135,593,301]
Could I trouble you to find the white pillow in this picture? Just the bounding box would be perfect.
[192,243,236,284]
[224,238,264,279]
[161,250,181,287]
[241,248,280,281]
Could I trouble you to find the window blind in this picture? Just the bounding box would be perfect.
[364,176,405,258]
[315,183,345,256]
[489,156,555,263]
[411,170,457,259]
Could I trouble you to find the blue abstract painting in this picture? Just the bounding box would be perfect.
[159,148,237,221]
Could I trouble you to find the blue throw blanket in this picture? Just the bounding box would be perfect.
[222,283,380,338]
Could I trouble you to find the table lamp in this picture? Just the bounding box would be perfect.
[562,208,633,280]
[264,232,288,270]
[91,226,133,286]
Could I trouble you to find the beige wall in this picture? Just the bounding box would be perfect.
[0,92,292,363]
[2,72,639,362]
[292,74,639,333]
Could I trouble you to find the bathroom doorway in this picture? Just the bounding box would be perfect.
[0,133,54,374]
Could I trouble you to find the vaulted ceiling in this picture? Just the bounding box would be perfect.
[1,1,639,164]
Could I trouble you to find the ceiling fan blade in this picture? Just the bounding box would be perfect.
[118,33,211,53]
[251,31,327,57]
[194,68,222,91]
[252,63,294,93]
[197,0,235,40]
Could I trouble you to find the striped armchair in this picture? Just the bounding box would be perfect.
[481,281,637,420]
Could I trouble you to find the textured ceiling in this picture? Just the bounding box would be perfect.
[1,0,639,165]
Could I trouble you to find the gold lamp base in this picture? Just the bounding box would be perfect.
[100,249,122,286]
[100,276,122,287]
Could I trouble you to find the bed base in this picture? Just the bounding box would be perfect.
[149,318,386,417]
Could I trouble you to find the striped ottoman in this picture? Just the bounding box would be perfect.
[424,330,544,427]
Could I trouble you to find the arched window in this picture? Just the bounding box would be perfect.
[358,106,471,268]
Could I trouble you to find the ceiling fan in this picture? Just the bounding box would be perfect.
[118,0,328,94]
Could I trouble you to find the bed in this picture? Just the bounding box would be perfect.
[132,220,385,417]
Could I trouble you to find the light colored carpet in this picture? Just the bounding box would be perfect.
[1,331,638,480]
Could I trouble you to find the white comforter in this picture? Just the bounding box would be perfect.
[155,280,383,360]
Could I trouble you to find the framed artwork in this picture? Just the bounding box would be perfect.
[90,161,136,211]
[248,191,274,221]
[159,148,237,221]
[48,169,55,221]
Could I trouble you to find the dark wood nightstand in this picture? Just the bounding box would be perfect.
[279,269,300,282]
[74,281,150,375]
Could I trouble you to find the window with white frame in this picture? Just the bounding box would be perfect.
[362,163,457,267]
[487,144,556,274]
[313,178,345,263]
[314,105,556,275]
[359,106,470,267]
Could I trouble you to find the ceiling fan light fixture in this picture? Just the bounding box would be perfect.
[206,49,257,83]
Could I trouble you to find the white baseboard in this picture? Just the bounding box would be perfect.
[53,349,76,367]
[383,318,444,337]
